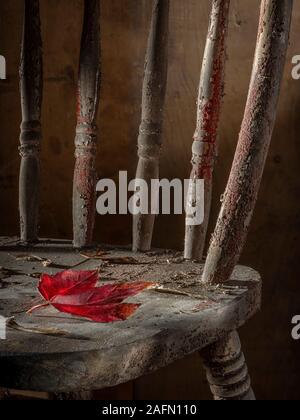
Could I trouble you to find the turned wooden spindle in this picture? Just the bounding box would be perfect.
[184,0,230,261]
[201,331,255,400]
[132,0,170,252]
[202,0,293,284]
[19,0,43,243]
[73,0,101,249]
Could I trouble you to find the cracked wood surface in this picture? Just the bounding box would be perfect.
[0,238,260,393]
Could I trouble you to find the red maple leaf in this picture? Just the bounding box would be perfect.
[38,270,99,300]
[28,270,154,323]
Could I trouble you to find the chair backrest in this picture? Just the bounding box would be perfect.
[201,0,292,285]
[132,0,293,287]
[18,0,293,288]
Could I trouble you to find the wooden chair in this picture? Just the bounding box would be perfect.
[0,0,293,400]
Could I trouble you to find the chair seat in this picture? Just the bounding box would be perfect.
[0,237,261,393]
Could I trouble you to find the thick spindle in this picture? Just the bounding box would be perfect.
[19,0,43,243]
[132,0,170,252]
[73,0,101,249]
[184,0,230,261]
[201,331,255,400]
[202,0,293,284]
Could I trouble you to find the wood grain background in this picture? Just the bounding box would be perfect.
[1,0,300,400]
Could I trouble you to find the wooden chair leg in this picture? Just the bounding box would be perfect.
[200,331,255,400]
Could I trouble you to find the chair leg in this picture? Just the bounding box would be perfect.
[200,331,255,400]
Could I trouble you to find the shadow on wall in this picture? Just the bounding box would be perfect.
[0,0,300,400]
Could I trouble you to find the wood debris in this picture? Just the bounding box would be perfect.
[6,317,90,341]
[13,254,53,267]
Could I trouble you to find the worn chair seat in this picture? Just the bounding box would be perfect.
[0,237,261,394]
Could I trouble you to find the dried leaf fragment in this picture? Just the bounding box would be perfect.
[13,254,53,267]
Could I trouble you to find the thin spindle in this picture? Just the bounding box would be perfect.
[184,0,230,261]
[73,0,101,249]
[132,0,170,252]
[19,0,43,243]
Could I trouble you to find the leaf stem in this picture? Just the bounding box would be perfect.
[27,302,50,315]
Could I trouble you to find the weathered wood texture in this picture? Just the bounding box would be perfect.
[132,0,170,252]
[0,239,260,393]
[19,0,43,243]
[202,0,293,284]
[73,0,101,249]
[185,0,230,261]
[201,330,255,400]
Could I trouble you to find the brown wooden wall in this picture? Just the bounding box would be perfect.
[1,0,300,400]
